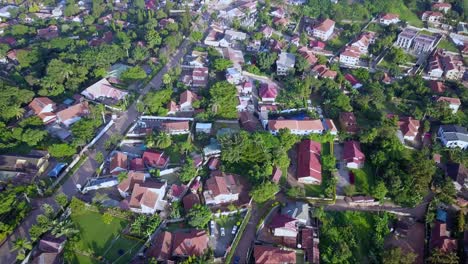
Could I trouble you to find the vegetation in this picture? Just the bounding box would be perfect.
[250,182,279,203]
[187,204,212,228]
[382,247,417,264]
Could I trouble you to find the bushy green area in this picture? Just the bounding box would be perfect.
[437,39,459,53]
[318,211,391,263]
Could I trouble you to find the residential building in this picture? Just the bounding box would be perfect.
[379,13,400,25]
[182,192,200,211]
[260,25,274,38]
[445,163,467,191]
[204,26,224,47]
[168,184,188,201]
[302,227,320,264]
[268,119,324,135]
[430,81,446,93]
[340,46,361,67]
[192,67,209,88]
[0,150,50,182]
[226,67,243,84]
[109,151,128,175]
[167,101,179,115]
[37,25,59,40]
[31,234,66,264]
[297,140,322,184]
[223,47,244,70]
[412,34,438,54]
[119,172,167,214]
[195,122,212,134]
[180,90,198,112]
[311,64,337,79]
[422,11,443,24]
[395,28,419,50]
[350,32,375,54]
[208,157,220,171]
[270,7,285,18]
[148,230,209,261]
[345,74,363,88]
[276,52,296,75]
[297,46,318,66]
[254,245,296,264]
[203,171,242,205]
[437,97,461,113]
[438,125,468,149]
[28,97,57,124]
[81,78,128,102]
[271,167,282,183]
[395,116,420,141]
[259,83,278,103]
[430,222,457,253]
[312,19,335,41]
[142,150,169,168]
[432,3,451,13]
[342,141,365,169]
[339,112,359,134]
[428,49,466,80]
[281,201,309,225]
[56,101,90,127]
[322,119,338,135]
[117,171,145,197]
[269,214,298,238]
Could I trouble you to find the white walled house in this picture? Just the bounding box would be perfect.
[276,52,296,75]
[268,120,324,136]
[438,125,468,150]
[203,172,242,206]
[312,19,335,41]
[437,97,461,113]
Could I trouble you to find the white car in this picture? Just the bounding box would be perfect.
[210,221,216,237]
[232,225,238,235]
[220,227,225,237]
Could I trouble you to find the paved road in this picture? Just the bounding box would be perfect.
[0,38,191,264]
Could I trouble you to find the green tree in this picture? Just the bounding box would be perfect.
[102,212,113,225]
[179,158,197,183]
[428,248,458,264]
[209,81,238,119]
[257,52,278,71]
[382,247,416,264]
[16,49,40,68]
[250,182,279,203]
[117,172,128,183]
[187,204,212,228]
[155,132,172,149]
[372,181,388,202]
[190,31,203,42]
[55,193,69,211]
[121,66,147,82]
[11,238,32,260]
[95,152,104,164]
[49,144,76,158]
[212,58,233,72]
[145,29,162,49]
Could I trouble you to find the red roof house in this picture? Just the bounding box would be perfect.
[431,222,458,252]
[254,245,296,264]
[271,167,282,183]
[182,192,200,211]
[342,141,365,169]
[297,140,322,184]
[203,171,242,205]
[130,158,145,171]
[56,101,90,127]
[109,151,128,175]
[142,150,169,169]
[259,83,278,102]
[339,112,359,134]
[28,97,57,124]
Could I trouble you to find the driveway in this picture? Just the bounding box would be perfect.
[333,142,350,195]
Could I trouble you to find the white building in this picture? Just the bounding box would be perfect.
[203,172,241,205]
[276,52,296,75]
[379,13,400,25]
[312,19,335,41]
[437,97,462,113]
[268,120,324,135]
[438,125,468,150]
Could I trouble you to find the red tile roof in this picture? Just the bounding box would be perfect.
[430,81,446,93]
[254,245,296,264]
[148,231,172,260]
[269,214,298,230]
[205,172,240,197]
[180,90,198,105]
[28,97,55,115]
[110,152,128,174]
[344,74,361,86]
[172,230,209,257]
[117,171,145,193]
[161,121,189,132]
[130,158,145,171]
[142,150,169,168]
[56,101,90,124]
[397,116,420,138]
[259,83,278,99]
[342,141,365,164]
[269,119,324,132]
[380,13,399,20]
[437,96,461,105]
[314,19,335,33]
[431,222,458,252]
[182,193,200,211]
[297,140,322,182]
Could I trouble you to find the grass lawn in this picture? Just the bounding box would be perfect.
[328,34,351,52]
[165,222,188,232]
[366,23,385,33]
[352,164,375,195]
[387,2,423,27]
[103,237,144,264]
[67,209,136,263]
[304,184,322,197]
[437,39,459,53]
[67,253,100,264]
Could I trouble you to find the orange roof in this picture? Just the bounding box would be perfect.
[117,171,145,193]
[314,19,335,32]
[268,119,324,131]
[147,231,173,260]
[254,245,296,264]
[110,152,127,174]
[437,96,461,105]
[129,183,159,209]
[56,101,89,124]
[380,13,399,20]
[180,90,198,105]
[172,230,209,257]
[161,121,189,132]
[29,97,55,115]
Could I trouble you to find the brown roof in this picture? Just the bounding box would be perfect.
[182,193,200,211]
[431,222,458,252]
[147,231,173,260]
[254,245,296,264]
[56,101,90,123]
[172,230,209,257]
[380,13,399,20]
[314,19,335,33]
[161,121,189,132]
[398,116,420,138]
[28,97,55,115]
[110,152,128,174]
[180,90,198,105]
[117,171,145,193]
[205,172,241,197]
[437,96,461,105]
[129,183,161,209]
[430,81,446,93]
[268,119,324,131]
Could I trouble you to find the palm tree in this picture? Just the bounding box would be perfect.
[50,220,79,237]
[14,107,25,119]
[155,132,172,149]
[11,238,32,260]
[117,172,128,183]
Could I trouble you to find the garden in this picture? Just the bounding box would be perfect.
[65,204,145,264]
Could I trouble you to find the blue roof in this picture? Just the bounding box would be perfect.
[63,98,74,105]
[436,209,447,223]
[48,163,67,177]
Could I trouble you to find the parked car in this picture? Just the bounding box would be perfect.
[233,256,240,264]
[232,225,238,235]
[220,227,225,236]
[210,221,216,237]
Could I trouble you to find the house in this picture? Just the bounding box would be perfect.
[433,3,451,13]
[167,101,179,115]
[430,222,457,253]
[289,0,306,5]
[270,7,285,18]
[259,83,278,103]
[395,116,420,141]
[297,46,318,66]
[422,11,443,24]
[142,150,169,169]
[204,27,224,47]
[260,25,274,38]
[281,201,309,225]
[445,163,467,191]
[130,158,145,171]
[437,97,461,113]
[379,13,400,25]
[395,28,419,50]
[180,90,198,112]
[438,125,468,149]
[302,227,320,264]
[81,78,128,102]
[430,80,446,93]
[412,34,438,54]
[339,112,359,134]
[239,111,259,132]
[311,64,337,79]
[117,171,145,197]
[0,5,18,18]
[31,234,66,264]
[322,119,338,135]
[127,178,168,214]
[203,171,242,205]
[0,150,50,182]
[192,67,209,87]
[109,151,128,175]
[349,32,375,54]
[37,25,59,40]
[269,214,298,238]
[340,46,361,67]
[312,19,335,41]
[254,245,296,264]
[148,230,209,261]
[161,121,190,135]
[276,52,296,75]
[226,67,243,84]
[223,48,245,70]
[56,101,90,127]
[344,73,363,88]
[168,184,188,201]
[271,167,282,183]
[342,141,365,169]
[297,140,321,184]
[28,97,57,124]
[428,49,466,81]
[224,29,247,42]
[183,192,200,211]
[268,119,324,135]
[208,157,220,171]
